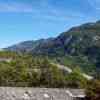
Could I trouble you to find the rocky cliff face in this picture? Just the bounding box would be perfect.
[0,87,85,100]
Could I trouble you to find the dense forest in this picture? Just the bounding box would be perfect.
[0,51,87,88]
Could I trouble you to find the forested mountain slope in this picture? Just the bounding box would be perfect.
[4,20,100,76]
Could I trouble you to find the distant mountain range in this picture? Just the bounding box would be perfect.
[4,20,100,73]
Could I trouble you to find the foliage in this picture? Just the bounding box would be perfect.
[65,67,87,88]
[86,80,100,100]
[52,56,96,75]
[0,51,89,88]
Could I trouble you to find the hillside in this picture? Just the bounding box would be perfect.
[4,20,100,76]
[5,21,100,56]
[0,51,88,88]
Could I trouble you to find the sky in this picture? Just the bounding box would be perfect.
[0,0,100,48]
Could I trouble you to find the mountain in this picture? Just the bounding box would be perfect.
[4,20,100,74]
[31,21,100,59]
[5,38,54,53]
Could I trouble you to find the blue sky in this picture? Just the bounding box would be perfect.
[0,0,100,48]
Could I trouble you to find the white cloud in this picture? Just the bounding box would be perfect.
[31,0,84,22]
[0,0,84,22]
[35,11,83,22]
[0,2,33,13]
[88,0,100,10]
